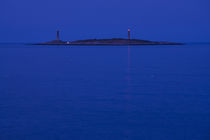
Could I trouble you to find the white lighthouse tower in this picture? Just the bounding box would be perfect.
[128,29,131,40]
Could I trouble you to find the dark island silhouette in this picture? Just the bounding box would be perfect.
[35,30,183,45]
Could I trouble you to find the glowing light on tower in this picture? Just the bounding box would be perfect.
[128,29,130,40]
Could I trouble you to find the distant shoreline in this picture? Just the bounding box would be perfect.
[34,30,184,46]
[34,38,184,46]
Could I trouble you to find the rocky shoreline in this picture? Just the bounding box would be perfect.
[35,38,183,45]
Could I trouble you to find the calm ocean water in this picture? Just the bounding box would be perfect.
[0,44,210,140]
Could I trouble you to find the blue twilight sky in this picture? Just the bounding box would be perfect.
[1,0,210,43]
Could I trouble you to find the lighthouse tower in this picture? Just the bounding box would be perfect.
[128,29,131,40]
[57,30,60,41]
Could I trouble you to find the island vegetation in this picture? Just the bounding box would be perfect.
[36,38,183,45]
[35,30,183,45]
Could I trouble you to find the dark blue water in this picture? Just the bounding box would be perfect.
[0,44,210,140]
